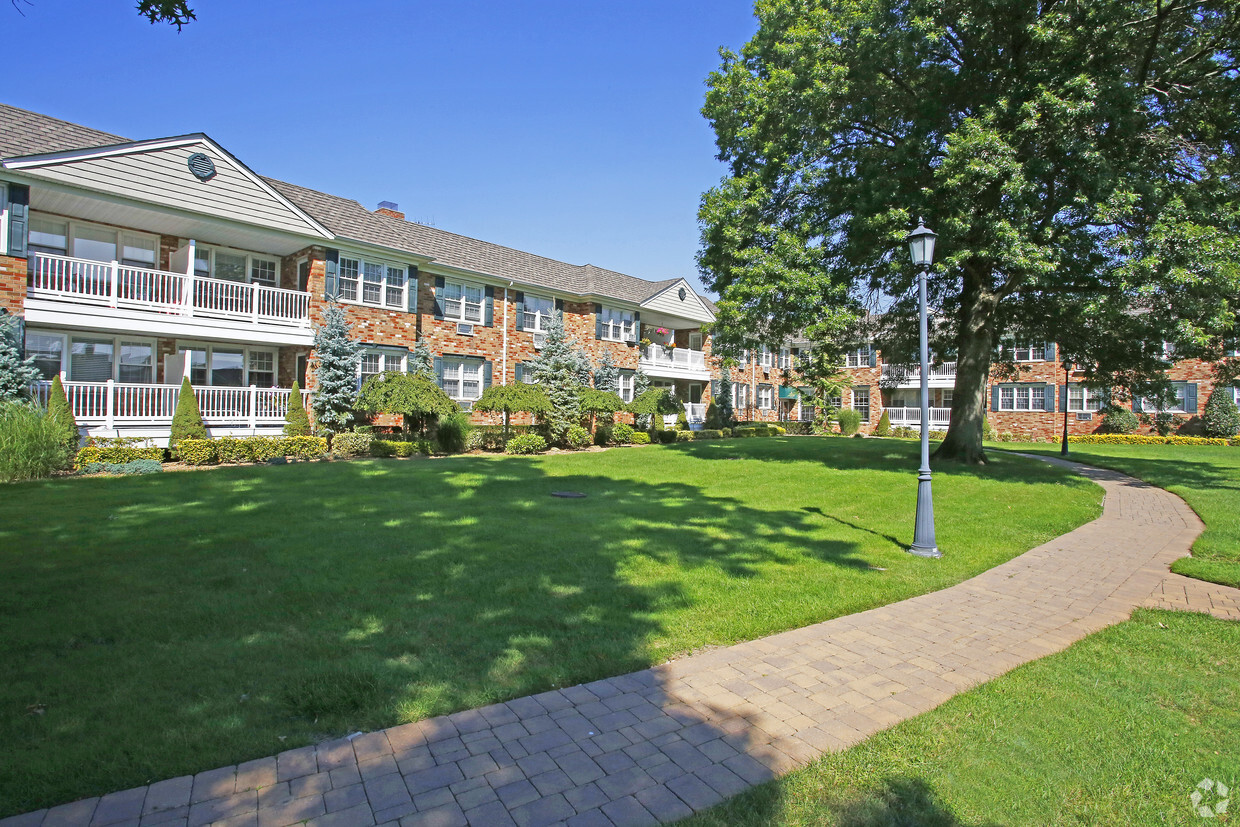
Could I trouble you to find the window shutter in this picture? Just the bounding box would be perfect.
[555,298,564,312]
[514,363,523,383]
[433,356,444,389]
[482,360,493,391]
[1132,395,1143,413]
[1060,384,1068,412]
[7,183,29,258]
[711,380,719,397]
[595,304,604,339]
[1045,342,1056,361]
[631,312,640,346]
[514,292,524,331]
[323,248,339,300]
[868,348,877,367]
[406,265,418,312]
[1043,385,1055,412]
[433,276,445,320]
[1185,382,1198,413]
[484,286,495,327]
[991,386,1000,412]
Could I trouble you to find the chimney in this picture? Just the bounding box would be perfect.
[375,200,405,220]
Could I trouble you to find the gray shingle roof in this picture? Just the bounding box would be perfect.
[1,102,694,307]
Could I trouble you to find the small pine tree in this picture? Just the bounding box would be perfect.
[409,338,433,378]
[311,304,362,436]
[47,374,79,450]
[170,376,207,452]
[0,315,40,402]
[716,372,734,426]
[284,379,312,436]
[874,409,892,436]
[1202,386,1240,437]
[594,350,619,394]
[633,367,652,430]
[528,311,586,442]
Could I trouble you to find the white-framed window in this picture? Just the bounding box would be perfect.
[1067,385,1105,412]
[998,385,1048,411]
[442,281,484,323]
[619,373,636,403]
[1141,383,1190,413]
[735,384,749,410]
[37,333,157,384]
[1232,385,1240,406]
[24,330,65,380]
[852,386,871,421]
[827,394,842,409]
[1009,342,1047,362]
[28,214,158,268]
[359,349,405,386]
[519,362,538,384]
[760,347,773,368]
[845,345,871,368]
[442,358,483,402]
[758,386,774,410]
[523,294,555,332]
[177,343,277,387]
[599,307,635,342]
[337,253,408,309]
[779,348,791,370]
[194,244,278,286]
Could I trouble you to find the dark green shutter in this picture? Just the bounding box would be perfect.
[632,312,640,346]
[1045,342,1056,361]
[595,304,604,339]
[868,348,877,367]
[323,248,339,300]
[991,386,1000,412]
[484,286,494,327]
[555,298,564,312]
[1043,385,1055,412]
[433,276,445,319]
[433,356,444,389]
[7,184,29,258]
[482,360,492,390]
[711,380,719,397]
[1132,395,1143,413]
[514,292,524,331]
[1184,383,1198,413]
[1060,384,1068,412]
[406,265,418,312]
[514,363,523,383]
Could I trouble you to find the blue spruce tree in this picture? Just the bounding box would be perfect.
[0,316,40,403]
[311,304,362,435]
[593,349,619,393]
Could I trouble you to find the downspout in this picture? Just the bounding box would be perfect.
[502,281,512,385]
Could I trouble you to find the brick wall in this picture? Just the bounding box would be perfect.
[0,254,27,315]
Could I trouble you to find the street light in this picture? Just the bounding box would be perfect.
[906,218,940,558]
[1061,359,1073,456]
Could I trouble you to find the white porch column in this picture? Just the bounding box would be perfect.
[104,379,115,430]
[248,385,258,431]
[109,261,119,308]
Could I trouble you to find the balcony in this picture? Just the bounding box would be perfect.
[885,406,952,428]
[881,361,957,387]
[639,345,709,380]
[26,253,314,344]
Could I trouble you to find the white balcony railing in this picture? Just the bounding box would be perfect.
[29,253,311,327]
[884,406,952,427]
[881,361,957,383]
[684,403,706,423]
[31,380,310,430]
[639,345,707,373]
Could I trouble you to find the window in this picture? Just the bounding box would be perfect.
[852,387,871,421]
[195,245,279,286]
[59,335,155,383]
[845,346,871,368]
[118,341,154,384]
[177,344,276,387]
[998,385,1049,411]
[28,215,157,268]
[760,347,773,368]
[359,350,405,386]
[70,337,113,383]
[619,373,636,403]
[1067,386,1105,412]
[25,331,64,379]
[519,362,538,384]
[779,348,791,369]
[1233,386,1240,407]
[758,386,774,410]
[338,254,409,309]
[442,281,484,323]
[599,307,635,342]
[1009,342,1047,362]
[828,394,842,410]
[251,258,278,287]
[1141,383,1191,413]
[249,351,276,388]
[735,384,749,410]
[442,358,483,402]
[523,295,554,332]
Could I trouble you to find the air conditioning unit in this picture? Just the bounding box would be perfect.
[459,400,473,412]
[532,332,547,349]
[1075,412,1094,421]
[456,322,474,336]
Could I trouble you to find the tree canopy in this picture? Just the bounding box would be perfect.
[355,372,458,435]
[700,0,1240,462]
[473,383,551,437]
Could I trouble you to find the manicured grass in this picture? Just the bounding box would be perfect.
[0,438,1099,815]
[684,609,1240,826]
[1001,442,1240,589]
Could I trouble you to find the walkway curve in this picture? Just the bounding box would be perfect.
[3,457,1213,827]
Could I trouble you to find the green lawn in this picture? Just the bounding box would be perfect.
[683,609,1240,827]
[0,437,1099,816]
[1001,442,1240,589]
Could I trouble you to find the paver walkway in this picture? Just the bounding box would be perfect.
[4,458,1216,827]
[1144,572,1240,620]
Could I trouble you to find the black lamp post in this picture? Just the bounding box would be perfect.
[1061,359,1073,456]
[906,219,940,558]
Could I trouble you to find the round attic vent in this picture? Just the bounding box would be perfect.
[187,152,217,182]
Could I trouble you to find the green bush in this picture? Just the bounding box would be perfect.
[612,422,634,444]
[74,437,164,471]
[630,431,651,445]
[1101,406,1140,434]
[169,377,206,454]
[279,436,328,459]
[506,433,547,454]
[721,427,733,438]
[216,437,248,464]
[177,438,218,466]
[1202,387,1240,438]
[0,402,70,482]
[838,408,863,436]
[1151,411,1183,436]
[466,428,508,452]
[371,439,419,458]
[874,410,892,437]
[675,410,690,431]
[79,459,163,476]
[928,430,947,439]
[733,427,755,438]
[593,424,612,447]
[283,380,312,436]
[693,429,724,440]
[566,425,592,449]
[436,411,472,454]
[332,431,373,457]
[675,430,694,442]
[781,421,813,435]
[982,415,998,441]
[657,430,678,444]
[46,374,79,453]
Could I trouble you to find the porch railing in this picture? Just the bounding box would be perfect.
[30,380,311,429]
[639,345,707,372]
[881,361,957,383]
[884,406,952,427]
[29,253,311,327]
[684,403,706,423]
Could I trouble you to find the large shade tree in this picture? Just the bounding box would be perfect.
[700,0,1240,463]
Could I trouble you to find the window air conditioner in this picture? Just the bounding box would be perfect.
[532,332,547,349]
[456,322,474,336]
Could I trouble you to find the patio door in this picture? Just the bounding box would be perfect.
[688,332,703,352]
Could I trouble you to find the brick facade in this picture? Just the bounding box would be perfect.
[0,254,27,315]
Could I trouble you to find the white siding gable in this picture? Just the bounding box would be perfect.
[640,279,715,323]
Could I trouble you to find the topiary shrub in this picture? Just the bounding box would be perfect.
[874,410,891,437]
[675,410,690,431]
[675,430,694,442]
[284,380,312,436]
[566,425,592,449]
[1101,406,1140,434]
[169,378,207,455]
[216,436,248,464]
[837,409,863,436]
[47,374,79,453]
[177,438,218,466]
[331,431,373,457]
[371,439,417,458]
[279,436,328,459]
[436,411,472,454]
[0,401,70,482]
[612,422,634,444]
[630,431,651,444]
[506,433,547,454]
[246,436,282,462]
[693,429,723,440]
[1202,387,1240,438]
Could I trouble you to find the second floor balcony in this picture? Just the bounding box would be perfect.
[639,344,709,380]
[881,361,957,387]
[26,253,314,344]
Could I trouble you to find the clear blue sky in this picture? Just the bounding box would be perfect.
[6,1,758,295]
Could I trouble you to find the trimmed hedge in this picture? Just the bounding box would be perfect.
[371,439,430,457]
[282,436,328,459]
[177,438,219,466]
[1069,434,1239,446]
[692,429,724,440]
[332,431,373,457]
[630,432,651,445]
[506,434,547,454]
[176,435,329,466]
[656,430,678,444]
[74,438,164,471]
[79,459,163,476]
[674,430,694,442]
[780,421,813,435]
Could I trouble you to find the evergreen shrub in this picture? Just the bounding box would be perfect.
[566,425,592,449]
[177,438,218,465]
[169,377,206,453]
[284,380,312,436]
[1202,388,1240,438]
[332,432,373,457]
[612,422,635,444]
[1101,406,1140,434]
[506,434,547,454]
[874,410,892,436]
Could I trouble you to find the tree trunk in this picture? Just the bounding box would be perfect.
[935,279,998,464]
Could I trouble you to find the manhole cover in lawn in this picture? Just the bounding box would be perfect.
[551,491,587,498]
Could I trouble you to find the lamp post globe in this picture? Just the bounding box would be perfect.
[906,218,941,558]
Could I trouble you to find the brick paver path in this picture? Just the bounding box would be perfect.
[1143,572,1240,620]
[4,458,1216,827]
